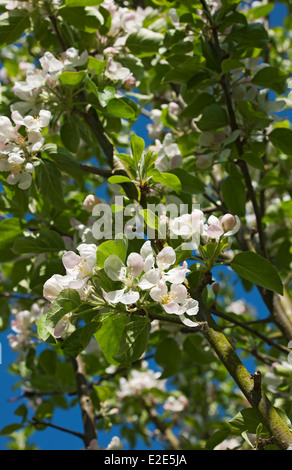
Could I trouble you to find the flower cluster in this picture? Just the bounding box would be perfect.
[170,209,240,248]
[104,241,199,327]
[12,47,88,114]
[43,243,98,302]
[117,367,166,399]
[0,109,51,189]
[8,303,42,352]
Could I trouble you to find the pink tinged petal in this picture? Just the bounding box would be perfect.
[144,253,155,272]
[206,224,224,239]
[62,251,81,272]
[208,215,221,226]
[138,268,160,290]
[43,274,70,302]
[68,278,88,290]
[179,314,199,328]
[120,289,139,305]
[77,243,97,268]
[185,299,199,316]
[127,252,144,277]
[163,301,186,315]
[140,240,153,259]
[104,288,126,304]
[39,109,51,127]
[164,263,190,284]
[150,282,167,302]
[11,110,24,127]
[171,283,188,303]
[157,246,176,270]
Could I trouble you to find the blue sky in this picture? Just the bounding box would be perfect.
[0,2,289,451]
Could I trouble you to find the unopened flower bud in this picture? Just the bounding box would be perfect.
[83,194,100,212]
[123,75,136,89]
[221,213,237,232]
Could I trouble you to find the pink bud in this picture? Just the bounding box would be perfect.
[83,194,100,212]
[221,213,237,232]
[123,75,136,89]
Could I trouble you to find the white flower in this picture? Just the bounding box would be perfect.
[117,368,166,398]
[138,244,190,290]
[153,133,182,172]
[150,281,198,319]
[43,243,97,302]
[104,252,144,304]
[170,210,205,249]
[164,395,189,412]
[106,436,123,450]
[62,243,98,289]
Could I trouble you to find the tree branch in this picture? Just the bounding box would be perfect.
[70,355,97,448]
[31,418,84,441]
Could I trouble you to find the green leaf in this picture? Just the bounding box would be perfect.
[169,168,205,194]
[229,408,266,434]
[269,128,292,156]
[221,172,246,217]
[96,239,128,268]
[108,175,133,184]
[249,3,274,20]
[252,66,289,95]
[205,428,231,450]
[155,337,181,378]
[114,316,151,365]
[150,170,182,194]
[94,314,132,366]
[0,218,23,251]
[38,160,65,209]
[43,144,83,185]
[107,98,137,119]
[130,133,145,165]
[197,104,229,131]
[97,86,115,107]
[37,289,81,341]
[60,118,80,153]
[181,93,215,119]
[0,10,31,47]
[58,70,86,86]
[231,252,284,295]
[12,230,65,255]
[0,423,23,436]
[126,28,164,57]
[87,57,106,75]
[58,6,103,32]
[62,321,99,357]
[139,208,159,231]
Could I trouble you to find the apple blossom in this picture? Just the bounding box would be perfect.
[149,281,199,327]
[117,368,166,398]
[103,252,144,305]
[203,214,241,240]
[43,244,98,302]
